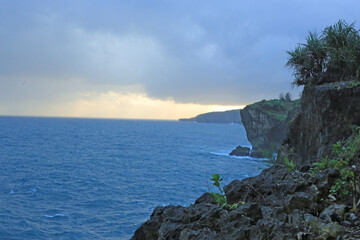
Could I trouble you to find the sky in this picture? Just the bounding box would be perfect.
[0,0,359,120]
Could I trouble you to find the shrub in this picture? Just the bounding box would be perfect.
[310,127,360,210]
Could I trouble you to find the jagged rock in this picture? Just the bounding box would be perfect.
[133,163,345,239]
[229,145,250,156]
[304,215,344,239]
[287,192,313,211]
[194,192,216,205]
[320,204,346,223]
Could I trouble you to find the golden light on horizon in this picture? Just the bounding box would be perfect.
[6,91,245,120]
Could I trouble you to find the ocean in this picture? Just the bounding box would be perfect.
[0,116,268,239]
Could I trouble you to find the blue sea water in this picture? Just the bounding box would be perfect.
[0,116,268,239]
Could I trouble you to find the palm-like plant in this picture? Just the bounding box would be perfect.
[287,31,327,85]
[287,20,360,86]
[323,20,360,80]
[286,45,309,85]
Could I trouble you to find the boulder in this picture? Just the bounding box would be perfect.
[229,145,250,156]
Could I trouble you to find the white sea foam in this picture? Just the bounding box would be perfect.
[210,151,269,161]
[27,188,37,193]
[45,214,66,218]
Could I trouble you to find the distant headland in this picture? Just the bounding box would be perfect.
[179,109,242,124]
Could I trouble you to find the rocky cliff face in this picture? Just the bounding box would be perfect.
[240,99,300,157]
[285,82,360,169]
[132,82,360,239]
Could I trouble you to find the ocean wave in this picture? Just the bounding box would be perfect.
[210,151,268,160]
[44,213,68,218]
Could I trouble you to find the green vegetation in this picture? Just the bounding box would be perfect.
[284,157,296,172]
[287,20,360,86]
[209,174,244,210]
[246,98,300,122]
[310,127,360,210]
[276,145,297,172]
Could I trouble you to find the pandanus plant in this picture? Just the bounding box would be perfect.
[287,20,360,86]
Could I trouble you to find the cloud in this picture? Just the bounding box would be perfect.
[0,0,360,118]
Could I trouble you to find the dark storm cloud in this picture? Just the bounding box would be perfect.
[0,0,359,105]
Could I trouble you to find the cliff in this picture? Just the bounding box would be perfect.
[179,109,241,124]
[132,83,360,239]
[240,99,300,157]
[284,82,360,169]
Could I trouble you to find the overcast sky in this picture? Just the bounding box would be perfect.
[0,0,359,119]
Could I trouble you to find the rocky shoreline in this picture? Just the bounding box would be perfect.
[132,82,360,239]
[132,164,351,239]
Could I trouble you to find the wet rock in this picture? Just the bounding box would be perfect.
[229,145,250,156]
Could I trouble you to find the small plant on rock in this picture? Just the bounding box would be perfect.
[309,127,360,210]
[209,174,244,210]
[284,157,296,172]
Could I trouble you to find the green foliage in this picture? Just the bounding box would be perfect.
[209,174,245,209]
[310,128,360,199]
[348,80,360,88]
[287,20,360,86]
[284,157,296,172]
[247,98,300,123]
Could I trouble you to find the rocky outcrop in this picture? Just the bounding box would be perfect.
[132,165,346,240]
[229,146,250,156]
[179,110,242,124]
[284,82,360,168]
[132,82,360,239]
[240,99,300,157]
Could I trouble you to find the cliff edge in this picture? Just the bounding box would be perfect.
[240,99,300,157]
[284,82,360,169]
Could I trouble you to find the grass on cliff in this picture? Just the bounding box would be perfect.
[246,98,300,122]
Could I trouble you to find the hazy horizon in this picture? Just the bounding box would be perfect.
[1,1,359,119]
[0,104,245,120]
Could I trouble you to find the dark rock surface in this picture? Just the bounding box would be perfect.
[284,82,360,167]
[179,109,242,124]
[240,99,300,157]
[132,165,345,240]
[229,146,250,156]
